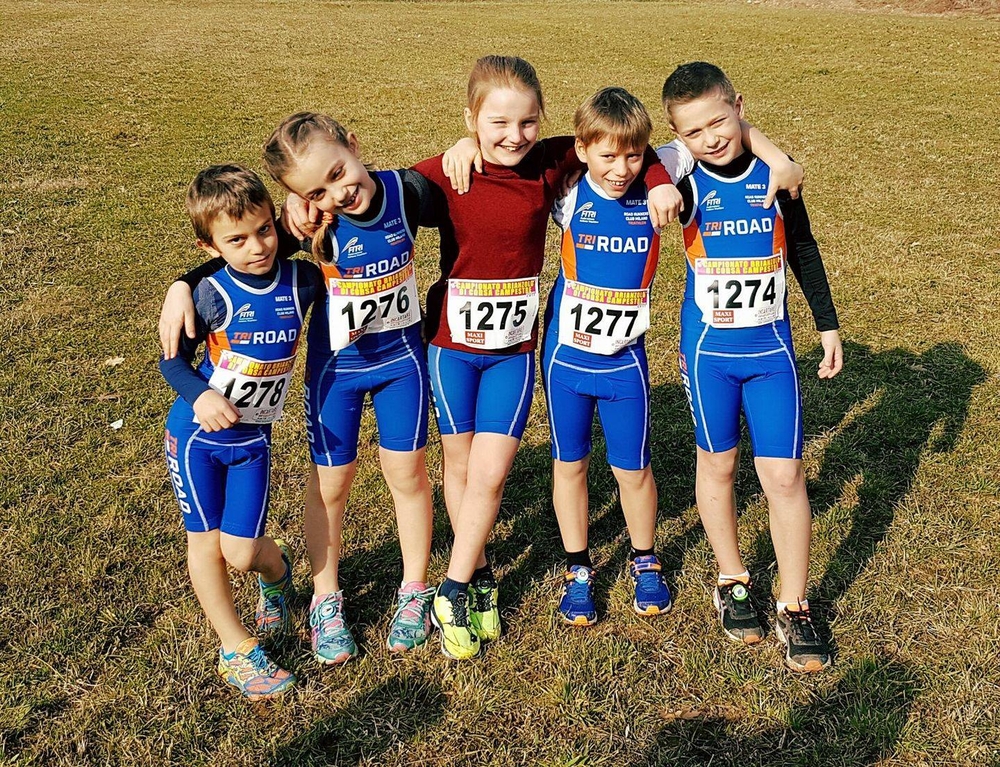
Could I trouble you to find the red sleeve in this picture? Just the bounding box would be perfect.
[642,144,674,188]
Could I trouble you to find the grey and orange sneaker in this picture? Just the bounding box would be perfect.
[713,580,764,644]
[774,604,831,672]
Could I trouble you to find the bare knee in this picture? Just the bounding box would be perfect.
[757,459,805,498]
[612,465,653,493]
[554,458,589,482]
[220,535,259,574]
[698,449,739,484]
[382,459,430,498]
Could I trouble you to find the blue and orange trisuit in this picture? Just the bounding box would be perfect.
[163,260,316,537]
[305,170,429,466]
[678,154,803,459]
[541,173,660,471]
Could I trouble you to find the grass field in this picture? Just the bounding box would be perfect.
[2,1,999,765]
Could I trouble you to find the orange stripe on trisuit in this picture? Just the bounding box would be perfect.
[560,228,579,282]
[639,232,662,289]
[683,221,707,269]
[207,331,232,366]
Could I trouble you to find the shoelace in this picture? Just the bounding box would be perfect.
[785,608,820,644]
[313,598,346,639]
[232,645,277,681]
[564,569,593,602]
[450,590,472,628]
[632,562,663,594]
[395,587,434,626]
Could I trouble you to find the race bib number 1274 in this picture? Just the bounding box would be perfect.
[693,253,786,328]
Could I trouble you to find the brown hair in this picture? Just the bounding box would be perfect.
[185,164,275,245]
[574,87,652,151]
[262,112,353,262]
[466,55,545,123]
[661,62,738,119]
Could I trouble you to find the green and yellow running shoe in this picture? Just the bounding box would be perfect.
[430,585,481,660]
[469,572,501,641]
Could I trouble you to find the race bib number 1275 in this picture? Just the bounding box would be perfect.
[447,277,538,350]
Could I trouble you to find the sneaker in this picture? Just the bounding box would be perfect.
[713,580,763,644]
[628,555,673,615]
[430,585,481,660]
[309,591,358,665]
[255,540,294,639]
[387,581,434,652]
[774,604,832,673]
[558,565,597,626]
[217,638,295,699]
[469,572,501,641]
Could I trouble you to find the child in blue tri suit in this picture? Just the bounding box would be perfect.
[661,62,843,672]
[542,87,675,625]
[164,115,439,665]
[161,164,322,698]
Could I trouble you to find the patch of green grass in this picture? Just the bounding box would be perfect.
[2,1,999,765]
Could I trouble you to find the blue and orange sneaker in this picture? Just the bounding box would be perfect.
[629,555,672,615]
[255,540,294,639]
[387,581,434,652]
[310,591,358,665]
[217,638,295,699]
[558,565,597,626]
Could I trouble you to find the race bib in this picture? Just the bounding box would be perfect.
[326,262,419,351]
[447,277,539,349]
[693,253,786,328]
[205,350,295,424]
[557,279,650,355]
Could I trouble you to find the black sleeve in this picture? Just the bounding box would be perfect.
[276,219,305,258]
[177,257,225,289]
[400,168,439,229]
[779,192,839,332]
[677,175,696,228]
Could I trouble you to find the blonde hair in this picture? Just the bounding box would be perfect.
[185,164,275,245]
[466,55,545,123]
[574,87,652,151]
[262,112,353,263]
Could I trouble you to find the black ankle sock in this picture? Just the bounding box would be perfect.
[565,548,592,569]
[630,546,655,560]
[471,564,494,583]
[440,577,469,601]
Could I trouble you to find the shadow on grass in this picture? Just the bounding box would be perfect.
[629,653,919,767]
[747,341,984,621]
[268,673,447,766]
[482,379,695,616]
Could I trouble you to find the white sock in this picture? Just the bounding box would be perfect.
[718,570,750,585]
[776,599,809,614]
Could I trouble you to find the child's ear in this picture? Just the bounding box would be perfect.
[463,107,476,134]
[734,94,745,120]
[574,138,589,164]
[196,238,221,258]
[346,131,361,156]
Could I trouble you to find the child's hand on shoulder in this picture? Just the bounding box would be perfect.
[194,390,241,432]
[442,137,482,195]
[765,158,804,208]
[159,281,195,359]
[647,183,684,228]
[818,329,843,379]
[281,193,322,240]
